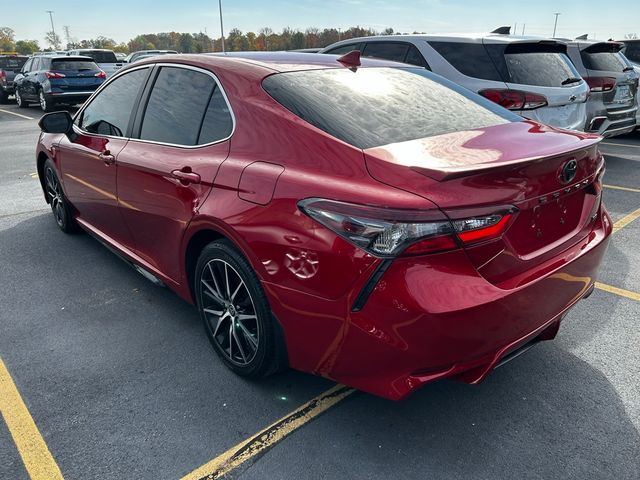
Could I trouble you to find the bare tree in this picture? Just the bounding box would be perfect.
[624,33,638,40]
[45,30,62,50]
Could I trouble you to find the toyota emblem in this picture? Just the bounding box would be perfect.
[559,159,578,184]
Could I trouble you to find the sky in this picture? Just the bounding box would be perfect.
[4,0,640,48]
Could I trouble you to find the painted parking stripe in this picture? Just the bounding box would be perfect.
[604,184,640,193]
[595,282,640,302]
[0,357,64,480]
[0,108,35,120]
[601,141,640,149]
[612,207,640,233]
[181,384,355,480]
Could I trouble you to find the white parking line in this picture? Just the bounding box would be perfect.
[601,141,640,149]
[0,108,35,120]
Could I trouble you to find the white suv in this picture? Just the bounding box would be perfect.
[320,31,589,131]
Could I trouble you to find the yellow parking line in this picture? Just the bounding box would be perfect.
[0,357,64,480]
[595,282,640,302]
[181,384,355,480]
[0,108,35,120]
[604,184,640,193]
[612,207,640,233]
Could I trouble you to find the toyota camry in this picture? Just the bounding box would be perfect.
[35,52,611,399]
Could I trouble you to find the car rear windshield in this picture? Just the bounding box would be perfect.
[622,42,640,64]
[51,59,99,71]
[504,51,579,87]
[262,67,518,150]
[0,56,27,70]
[80,51,118,63]
[581,44,631,72]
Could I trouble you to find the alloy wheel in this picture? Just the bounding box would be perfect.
[199,259,260,366]
[39,91,47,111]
[44,166,65,227]
[15,89,22,107]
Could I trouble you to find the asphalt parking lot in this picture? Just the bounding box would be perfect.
[0,101,639,480]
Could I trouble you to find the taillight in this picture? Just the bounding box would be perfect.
[584,76,616,92]
[95,71,106,79]
[479,89,548,110]
[298,198,515,257]
[0,70,5,79]
[45,71,65,79]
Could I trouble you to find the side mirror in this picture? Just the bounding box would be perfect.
[38,111,73,134]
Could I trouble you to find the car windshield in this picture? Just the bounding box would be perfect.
[51,59,100,71]
[262,67,519,150]
[0,56,27,70]
[504,52,580,87]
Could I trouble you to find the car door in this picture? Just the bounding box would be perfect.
[116,65,233,282]
[15,57,32,96]
[23,57,39,100]
[57,66,152,250]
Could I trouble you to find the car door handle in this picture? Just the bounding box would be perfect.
[171,169,201,185]
[99,151,115,165]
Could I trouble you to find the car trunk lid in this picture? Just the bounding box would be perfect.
[364,120,604,287]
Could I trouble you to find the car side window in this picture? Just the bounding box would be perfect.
[428,41,503,81]
[363,42,409,63]
[139,66,224,146]
[404,45,430,69]
[22,58,33,73]
[325,43,361,55]
[31,58,40,71]
[198,86,234,144]
[78,67,149,137]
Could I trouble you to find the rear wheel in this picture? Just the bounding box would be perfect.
[39,91,52,112]
[195,241,286,377]
[15,88,28,108]
[0,91,8,104]
[43,159,78,233]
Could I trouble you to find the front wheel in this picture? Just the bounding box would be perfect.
[195,241,286,378]
[15,88,28,108]
[0,90,8,104]
[43,159,78,233]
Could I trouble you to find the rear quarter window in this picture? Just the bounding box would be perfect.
[428,41,503,81]
[262,67,518,150]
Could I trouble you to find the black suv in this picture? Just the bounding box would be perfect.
[0,54,28,103]
[13,55,105,111]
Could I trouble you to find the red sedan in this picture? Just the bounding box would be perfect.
[36,52,611,400]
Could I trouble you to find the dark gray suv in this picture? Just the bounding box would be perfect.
[564,38,638,137]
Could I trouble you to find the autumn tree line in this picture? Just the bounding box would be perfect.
[1,26,399,55]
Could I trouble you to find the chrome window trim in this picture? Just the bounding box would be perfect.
[130,62,236,149]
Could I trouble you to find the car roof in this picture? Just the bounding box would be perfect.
[321,32,566,47]
[204,51,410,71]
[39,55,94,61]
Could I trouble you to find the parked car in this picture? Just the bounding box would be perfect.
[14,55,105,111]
[619,39,640,66]
[563,38,638,137]
[33,51,69,57]
[320,30,590,132]
[124,49,178,63]
[35,52,611,400]
[115,52,127,61]
[66,48,124,78]
[619,39,640,129]
[0,54,28,103]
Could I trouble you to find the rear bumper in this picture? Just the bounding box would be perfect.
[586,102,638,138]
[46,91,95,104]
[266,203,612,400]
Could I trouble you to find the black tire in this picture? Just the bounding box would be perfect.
[0,91,8,104]
[39,90,53,112]
[195,240,287,378]
[15,88,28,108]
[43,159,79,233]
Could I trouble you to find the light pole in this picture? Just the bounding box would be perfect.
[46,10,58,48]
[218,0,225,53]
[552,12,561,37]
